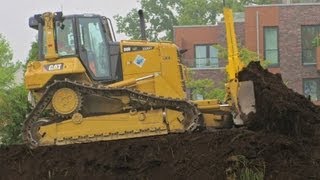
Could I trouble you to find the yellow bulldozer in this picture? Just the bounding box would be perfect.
[23,7,255,148]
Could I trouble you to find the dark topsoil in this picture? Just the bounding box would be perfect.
[1,61,320,180]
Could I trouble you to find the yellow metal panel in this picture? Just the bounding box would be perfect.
[119,40,185,99]
[193,99,220,106]
[25,57,86,89]
[159,44,186,98]
[134,78,156,94]
[202,113,223,128]
[154,76,180,98]
[193,100,221,110]
[43,12,58,61]
[120,41,161,77]
[39,109,168,145]
[165,109,184,132]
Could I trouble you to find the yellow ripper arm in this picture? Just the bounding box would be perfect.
[223,7,255,124]
[224,7,244,80]
[224,7,243,108]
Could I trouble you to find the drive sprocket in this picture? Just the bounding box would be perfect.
[51,87,82,118]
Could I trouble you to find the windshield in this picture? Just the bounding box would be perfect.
[56,18,76,56]
[79,17,111,79]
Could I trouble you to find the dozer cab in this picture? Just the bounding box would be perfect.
[23,8,255,148]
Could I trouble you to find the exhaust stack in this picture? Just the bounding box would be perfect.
[138,9,147,40]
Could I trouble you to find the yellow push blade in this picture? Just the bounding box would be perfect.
[234,81,256,125]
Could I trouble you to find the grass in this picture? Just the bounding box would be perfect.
[226,155,265,180]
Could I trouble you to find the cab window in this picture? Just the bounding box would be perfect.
[78,17,111,79]
[56,19,76,56]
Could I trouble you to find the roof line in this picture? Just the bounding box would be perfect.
[173,25,218,28]
[245,3,320,8]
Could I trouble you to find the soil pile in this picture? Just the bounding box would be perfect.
[1,130,319,179]
[239,61,320,137]
[0,62,320,179]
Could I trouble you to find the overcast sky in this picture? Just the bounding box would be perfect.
[0,0,140,62]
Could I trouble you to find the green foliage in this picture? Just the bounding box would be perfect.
[226,155,265,180]
[114,0,274,41]
[240,167,264,180]
[0,35,37,145]
[239,46,269,68]
[237,155,265,180]
[0,34,31,145]
[114,8,142,40]
[114,0,180,41]
[27,41,39,62]
[177,0,219,25]
[223,0,274,12]
[312,35,320,48]
[186,70,225,101]
[0,34,19,93]
[0,85,29,145]
[23,40,38,72]
[214,44,269,68]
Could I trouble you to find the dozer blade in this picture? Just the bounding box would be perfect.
[234,80,256,125]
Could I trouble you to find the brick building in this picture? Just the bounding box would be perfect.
[174,3,320,102]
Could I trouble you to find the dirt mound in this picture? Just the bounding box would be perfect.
[1,61,320,179]
[239,61,320,137]
[0,130,319,179]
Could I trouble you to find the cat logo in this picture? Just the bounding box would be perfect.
[45,63,64,71]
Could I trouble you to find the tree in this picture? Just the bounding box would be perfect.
[186,77,226,101]
[27,41,39,62]
[0,34,19,94]
[186,67,226,101]
[214,44,269,67]
[223,0,274,12]
[177,0,219,25]
[114,0,274,41]
[114,0,180,41]
[0,85,28,145]
[0,36,35,145]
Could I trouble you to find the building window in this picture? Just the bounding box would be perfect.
[195,45,218,68]
[301,25,320,65]
[192,93,204,100]
[264,27,279,66]
[303,78,320,101]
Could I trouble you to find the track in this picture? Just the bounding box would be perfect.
[22,79,203,148]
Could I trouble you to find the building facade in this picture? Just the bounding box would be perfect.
[174,3,320,103]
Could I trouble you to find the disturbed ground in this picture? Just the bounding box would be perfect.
[1,130,319,180]
[1,61,320,179]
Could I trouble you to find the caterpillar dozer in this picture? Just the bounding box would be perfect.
[23,8,255,148]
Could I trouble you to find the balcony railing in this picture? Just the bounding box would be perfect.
[180,58,226,70]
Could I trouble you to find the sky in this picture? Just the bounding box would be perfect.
[0,0,140,62]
